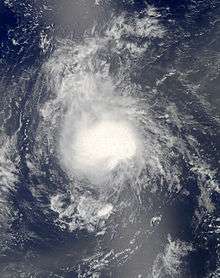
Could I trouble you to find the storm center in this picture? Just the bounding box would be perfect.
[72,120,138,180]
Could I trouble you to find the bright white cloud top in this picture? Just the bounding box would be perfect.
[71,120,138,182]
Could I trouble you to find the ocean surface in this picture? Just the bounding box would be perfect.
[0,0,220,277]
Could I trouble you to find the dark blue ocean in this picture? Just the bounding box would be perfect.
[0,0,220,277]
